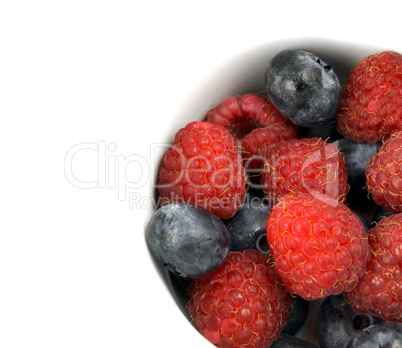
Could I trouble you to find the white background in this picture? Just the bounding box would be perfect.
[1,1,401,347]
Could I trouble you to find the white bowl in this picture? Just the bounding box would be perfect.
[144,38,400,347]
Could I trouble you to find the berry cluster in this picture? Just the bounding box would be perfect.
[146,49,402,347]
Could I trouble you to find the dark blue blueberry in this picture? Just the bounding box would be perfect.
[344,321,402,348]
[298,121,342,142]
[271,333,318,348]
[352,209,371,233]
[145,202,230,279]
[242,186,267,203]
[168,272,192,321]
[282,295,310,336]
[255,233,270,255]
[265,49,342,127]
[335,138,381,214]
[334,138,381,190]
[223,192,271,253]
[316,294,383,348]
[371,205,395,226]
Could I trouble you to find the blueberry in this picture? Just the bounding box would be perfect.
[372,205,395,226]
[242,186,267,203]
[265,49,342,127]
[223,192,271,253]
[255,233,270,255]
[316,294,383,348]
[334,138,381,190]
[271,333,318,348]
[352,209,371,233]
[145,202,230,279]
[298,121,342,142]
[334,138,381,215]
[344,321,402,348]
[282,295,310,336]
[168,272,192,321]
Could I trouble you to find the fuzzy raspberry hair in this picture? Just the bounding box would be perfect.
[266,193,370,301]
[158,121,247,219]
[344,213,402,322]
[261,137,349,205]
[366,131,402,213]
[206,94,298,171]
[187,249,291,348]
[337,51,402,143]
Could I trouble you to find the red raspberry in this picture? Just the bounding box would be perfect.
[205,94,298,171]
[266,193,370,301]
[261,137,349,205]
[366,131,402,213]
[158,121,246,219]
[344,213,402,322]
[187,249,291,348]
[337,51,402,143]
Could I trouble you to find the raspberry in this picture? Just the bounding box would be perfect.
[158,121,247,219]
[344,213,402,322]
[187,249,291,348]
[205,94,298,171]
[261,137,349,205]
[266,193,370,301]
[366,131,402,213]
[336,51,402,143]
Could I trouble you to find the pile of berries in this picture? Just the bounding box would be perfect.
[146,49,402,347]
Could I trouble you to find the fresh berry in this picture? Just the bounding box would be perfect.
[255,233,271,256]
[265,49,342,127]
[187,249,291,348]
[344,321,402,348]
[270,333,318,348]
[352,210,371,233]
[282,295,310,336]
[205,94,291,140]
[371,205,394,226]
[266,193,370,301]
[298,121,342,143]
[336,51,402,143]
[334,138,381,191]
[366,131,402,213]
[158,121,247,219]
[261,137,349,205]
[205,93,298,172]
[316,294,383,348]
[145,202,230,279]
[223,191,271,252]
[168,272,193,321]
[344,212,402,322]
